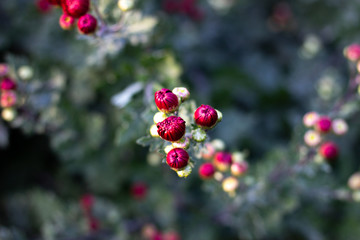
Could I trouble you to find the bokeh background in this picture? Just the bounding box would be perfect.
[1,0,360,239]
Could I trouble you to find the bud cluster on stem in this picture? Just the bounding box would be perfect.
[0,63,18,122]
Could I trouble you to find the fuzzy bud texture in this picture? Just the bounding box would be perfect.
[172,87,190,102]
[191,128,207,142]
[304,130,322,147]
[332,118,348,136]
[62,0,89,18]
[150,124,159,137]
[344,44,360,61]
[319,141,338,160]
[153,112,167,124]
[1,77,17,90]
[194,104,218,129]
[166,148,189,170]
[315,116,332,133]
[176,165,192,178]
[78,14,97,34]
[154,88,179,113]
[1,91,17,108]
[199,163,215,179]
[303,111,319,127]
[214,151,232,171]
[157,116,186,142]
[59,14,76,30]
[231,161,248,177]
[172,137,190,149]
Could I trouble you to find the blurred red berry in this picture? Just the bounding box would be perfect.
[77,14,97,34]
[319,142,338,160]
[231,162,248,177]
[344,44,360,61]
[80,194,94,213]
[199,162,215,179]
[157,116,186,142]
[166,148,189,170]
[36,0,52,13]
[154,88,179,113]
[59,14,76,30]
[194,105,218,129]
[315,116,332,133]
[214,152,232,171]
[1,77,17,90]
[46,0,61,5]
[131,182,147,200]
[62,0,89,18]
[1,91,17,108]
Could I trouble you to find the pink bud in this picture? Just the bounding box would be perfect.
[319,141,338,160]
[344,44,360,61]
[77,14,97,34]
[303,111,319,127]
[59,14,76,30]
[231,161,248,176]
[166,148,189,170]
[154,89,179,113]
[1,77,17,90]
[157,116,186,142]
[198,162,215,179]
[214,152,232,171]
[1,91,17,108]
[131,182,147,200]
[314,116,332,133]
[194,105,218,129]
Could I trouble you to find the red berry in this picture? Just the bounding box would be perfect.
[62,0,89,18]
[157,116,186,142]
[1,77,17,90]
[315,116,332,133]
[46,0,61,5]
[319,142,338,160]
[194,105,218,129]
[166,148,189,170]
[214,152,232,171]
[131,182,147,200]
[1,91,17,108]
[154,88,179,113]
[198,163,215,179]
[59,13,76,30]
[77,14,97,34]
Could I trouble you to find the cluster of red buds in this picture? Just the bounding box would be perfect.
[0,64,18,122]
[199,139,249,196]
[142,224,181,240]
[41,0,98,34]
[80,194,100,232]
[302,112,347,161]
[149,87,222,178]
[162,0,203,21]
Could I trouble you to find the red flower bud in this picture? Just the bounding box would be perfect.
[198,162,215,179]
[157,116,186,142]
[315,116,332,133]
[46,0,61,5]
[194,105,218,129]
[80,194,94,213]
[166,148,189,170]
[154,88,179,113]
[77,14,97,34]
[231,162,248,176]
[214,152,232,171]
[37,0,52,13]
[62,0,89,18]
[344,44,360,61]
[319,142,338,160]
[1,77,17,90]
[131,182,147,200]
[59,14,76,30]
[1,91,17,108]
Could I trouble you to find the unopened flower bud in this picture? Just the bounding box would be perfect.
[304,130,322,147]
[344,44,360,61]
[319,141,338,160]
[222,176,239,193]
[172,87,190,102]
[154,88,179,113]
[315,116,332,133]
[62,0,90,18]
[214,151,232,171]
[172,137,190,149]
[59,14,76,30]
[157,116,186,142]
[1,91,17,108]
[303,111,319,127]
[198,162,215,179]
[191,128,206,142]
[194,105,218,129]
[0,64,9,77]
[231,161,248,177]
[118,0,135,11]
[150,124,159,137]
[78,14,97,34]
[332,118,348,135]
[348,172,360,190]
[176,165,192,178]
[166,148,189,170]
[153,112,167,124]
[215,109,222,122]
[164,144,175,154]
[1,108,16,122]
[18,66,34,80]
